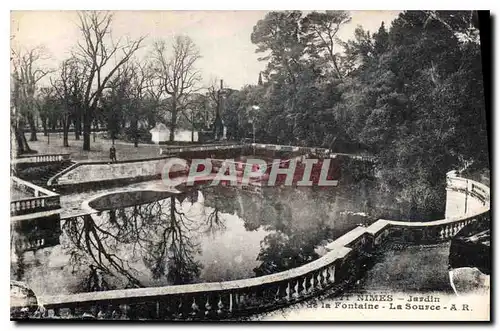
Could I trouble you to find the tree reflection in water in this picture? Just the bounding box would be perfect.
[62,194,207,289]
[198,186,355,278]
[59,184,371,292]
[252,188,337,276]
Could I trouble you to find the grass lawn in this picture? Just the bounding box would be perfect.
[21,134,164,162]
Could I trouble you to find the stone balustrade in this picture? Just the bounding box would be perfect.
[251,143,376,162]
[160,143,246,155]
[12,153,71,165]
[11,177,61,217]
[13,230,61,252]
[32,171,489,320]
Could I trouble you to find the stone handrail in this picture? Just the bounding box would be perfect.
[160,143,245,155]
[11,176,60,217]
[12,153,71,165]
[36,172,489,320]
[11,176,57,197]
[251,143,376,162]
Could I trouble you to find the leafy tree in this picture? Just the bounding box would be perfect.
[301,11,351,81]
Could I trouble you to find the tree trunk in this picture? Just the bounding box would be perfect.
[63,117,70,147]
[133,118,139,147]
[111,127,116,146]
[40,116,48,136]
[21,129,32,153]
[74,116,81,140]
[27,113,37,141]
[169,100,177,142]
[93,120,97,143]
[82,109,92,151]
[14,125,26,155]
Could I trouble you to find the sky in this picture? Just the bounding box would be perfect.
[11,10,401,90]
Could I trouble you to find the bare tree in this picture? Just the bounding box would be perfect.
[74,11,146,151]
[50,57,86,147]
[152,36,202,142]
[11,45,52,154]
[126,61,151,147]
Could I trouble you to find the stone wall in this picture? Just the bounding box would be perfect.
[52,157,186,187]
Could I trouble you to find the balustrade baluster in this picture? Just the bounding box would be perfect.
[322,268,329,286]
[231,292,239,309]
[317,271,323,289]
[53,308,60,318]
[96,309,106,320]
[309,273,315,293]
[217,295,224,315]
[293,279,300,299]
[228,293,233,313]
[274,286,281,302]
[238,293,245,307]
[205,296,212,317]
[329,265,336,283]
[302,277,308,294]
[191,297,200,317]
[177,299,183,319]
[286,281,291,301]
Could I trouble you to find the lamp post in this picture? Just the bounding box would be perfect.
[188,109,195,142]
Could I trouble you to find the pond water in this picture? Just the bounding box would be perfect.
[11,182,377,297]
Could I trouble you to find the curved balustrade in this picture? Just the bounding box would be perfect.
[33,171,489,320]
[11,177,60,217]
